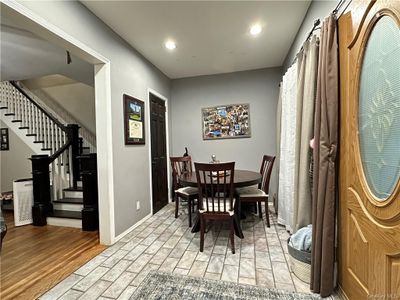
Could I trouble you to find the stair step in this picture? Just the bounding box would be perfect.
[4,113,15,116]
[19,126,29,129]
[64,187,83,192]
[41,148,52,151]
[54,197,83,204]
[26,133,36,137]
[11,120,22,123]
[0,106,8,109]
[33,141,44,143]
[64,188,83,199]
[48,210,81,219]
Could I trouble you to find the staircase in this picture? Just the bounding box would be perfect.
[0,81,98,230]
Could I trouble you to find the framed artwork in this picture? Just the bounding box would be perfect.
[0,128,9,150]
[202,103,251,140]
[124,94,145,145]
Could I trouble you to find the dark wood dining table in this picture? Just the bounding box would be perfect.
[179,169,262,238]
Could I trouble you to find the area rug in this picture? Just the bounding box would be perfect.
[130,271,324,300]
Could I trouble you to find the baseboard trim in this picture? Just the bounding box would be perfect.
[47,217,82,228]
[112,212,152,244]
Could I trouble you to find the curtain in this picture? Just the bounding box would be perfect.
[310,14,339,297]
[273,85,283,214]
[294,36,319,231]
[278,61,298,232]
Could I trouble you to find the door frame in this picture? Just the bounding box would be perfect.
[3,0,115,245]
[147,88,172,215]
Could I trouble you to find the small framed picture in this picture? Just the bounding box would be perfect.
[124,94,145,145]
[0,128,9,150]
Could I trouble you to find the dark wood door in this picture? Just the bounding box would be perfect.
[150,93,168,214]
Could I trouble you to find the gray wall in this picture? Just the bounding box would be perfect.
[283,0,338,72]
[15,1,171,236]
[170,67,282,172]
[0,121,33,192]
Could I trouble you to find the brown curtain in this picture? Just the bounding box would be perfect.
[311,14,339,297]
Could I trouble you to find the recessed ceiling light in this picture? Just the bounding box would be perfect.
[165,40,176,50]
[250,24,262,36]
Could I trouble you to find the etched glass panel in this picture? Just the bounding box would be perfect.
[359,16,400,200]
[358,16,400,201]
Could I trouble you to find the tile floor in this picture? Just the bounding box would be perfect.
[40,203,318,300]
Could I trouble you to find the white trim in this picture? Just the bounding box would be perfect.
[147,88,172,217]
[113,212,152,243]
[2,0,115,245]
[47,217,82,229]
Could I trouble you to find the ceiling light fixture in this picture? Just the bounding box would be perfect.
[250,24,262,36]
[165,40,176,50]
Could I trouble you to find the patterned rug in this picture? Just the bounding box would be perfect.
[131,271,323,300]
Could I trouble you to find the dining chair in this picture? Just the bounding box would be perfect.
[194,162,236,254]
[235,155,275,227]
[170,156,198,227]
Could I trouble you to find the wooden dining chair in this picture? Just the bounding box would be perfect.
[194,162,236,254]
[235,155,275,227]
[170,156,198,227]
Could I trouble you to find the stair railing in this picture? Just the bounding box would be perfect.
[0,81,82,225]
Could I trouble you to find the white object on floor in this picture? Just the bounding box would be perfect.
[13,179,33,226]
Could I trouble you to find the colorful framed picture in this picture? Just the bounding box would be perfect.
[0,128,9,150]
[202,103,251,140]
[124,94,145,145]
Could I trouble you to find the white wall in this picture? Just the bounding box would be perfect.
[283,0,338,72]
[12,0,171,237]
[0,121,33,192]
[170,67,281,172]
[25,79,97,134]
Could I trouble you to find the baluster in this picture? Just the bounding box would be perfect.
[33,106,38,138]
[23,96,28,128]
[28,101,32,134]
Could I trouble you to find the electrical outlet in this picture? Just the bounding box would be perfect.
[136,201,140,210]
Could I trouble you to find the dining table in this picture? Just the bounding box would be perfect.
[179,169,262,238]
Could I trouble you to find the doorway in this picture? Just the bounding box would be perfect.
[338,1,400,299]
[150,93,168,214]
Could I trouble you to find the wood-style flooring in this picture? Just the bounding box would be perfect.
[0,211,106,300]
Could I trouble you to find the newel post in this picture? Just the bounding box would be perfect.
[31,154,53,226]
[79,153,99,231]
[66,124,80,189]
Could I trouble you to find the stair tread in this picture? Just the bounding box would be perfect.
[41,148,52,151]
[0,106,8,109]
[64,187,83,192]
[48,210,81,219]
[19,126,29,129]
[33,141,44,143]
[12,120,22,123]
[53,198,83,204]
[26,134,36,136]
[4,113,15,116]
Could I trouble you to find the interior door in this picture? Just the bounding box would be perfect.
[150,93,168,214]
[338,1,400,299]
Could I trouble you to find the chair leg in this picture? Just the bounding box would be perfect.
[175,195,179,219]
[188,199,192,227]
[257,201,262,218]
[200,214,205,252]
[265,199,270,227]
[230,216,235,254]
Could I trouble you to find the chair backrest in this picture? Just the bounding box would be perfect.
[194,162,235,214]
[170,156,193,190]
[259,155,276,194]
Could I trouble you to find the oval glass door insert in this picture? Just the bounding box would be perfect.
[359,15,400,200]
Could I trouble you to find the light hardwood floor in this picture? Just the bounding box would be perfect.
[0,211,106,300]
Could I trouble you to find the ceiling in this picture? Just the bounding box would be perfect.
[0,10,94,85]
[81,1,311,79]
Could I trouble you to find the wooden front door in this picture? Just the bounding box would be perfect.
[338,1,400,299]
[150,93,168,214]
